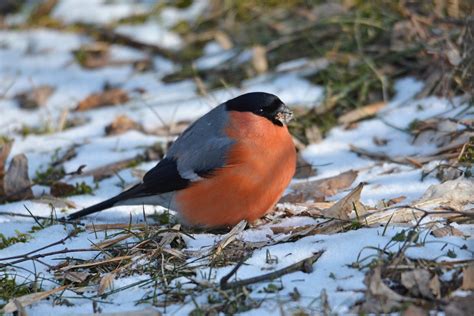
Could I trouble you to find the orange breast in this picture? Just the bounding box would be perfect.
[175,111,296,227]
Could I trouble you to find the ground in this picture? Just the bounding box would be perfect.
[0,1,473,315]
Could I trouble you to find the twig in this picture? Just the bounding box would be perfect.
[0,211,82,225]
[220,251,324,290]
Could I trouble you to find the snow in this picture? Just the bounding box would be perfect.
[0,1,472,315]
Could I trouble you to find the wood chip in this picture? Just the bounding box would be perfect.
[4,154,34,201]
[2,285,67,313]
[105,115,142,136]
[15,85,54,109]
[75,88,129,111]
[338,101,386,125]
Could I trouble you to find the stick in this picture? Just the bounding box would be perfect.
[220,251,324,290]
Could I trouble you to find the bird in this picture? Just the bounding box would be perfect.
[67,92,297,227]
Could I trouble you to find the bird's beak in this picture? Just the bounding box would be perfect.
[274,104,293,125]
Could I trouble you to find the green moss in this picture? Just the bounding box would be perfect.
[0,275,33,306]
[34,166,65,186]
[72,181,94,195]
[0,231,31,249]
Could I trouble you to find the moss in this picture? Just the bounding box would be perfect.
[0,231,32,249]
[0,275,33,306]
[72,181,94,195]
[34,166,65,186]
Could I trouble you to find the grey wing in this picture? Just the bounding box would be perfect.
[165,103,235,181]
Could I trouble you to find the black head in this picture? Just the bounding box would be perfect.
[225,92,293,126]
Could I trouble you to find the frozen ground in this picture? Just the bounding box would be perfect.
[0,1,473,315]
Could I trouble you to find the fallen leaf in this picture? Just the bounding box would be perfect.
[431,225,465,238]
[281,170,358,203]
[73,42,110,69]
[0,138,13,201]
[338,101,386,125]
[323,182,365,220]
[98,273,115,295]
[386,195,406,206]
[252,45,268,74]
[63,271,89,283]
[401,269,438,299]
[360,266,408,313]
[445,294,474,316]
[50,182,75,197]
[75,88,129,111]
[419,177,474,205]
[2,285,67,313]
[4,154,34,201]
[105,115,142,136]
[294,154,316,179]
[461,264,474,290]
[15,85,55,109]
[403,305,428,316]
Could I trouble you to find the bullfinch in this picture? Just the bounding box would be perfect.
[67,92,296,227]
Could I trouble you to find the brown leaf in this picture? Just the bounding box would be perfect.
[445,294,474,316]
[98,273,115,295]
[105,115,142,136]
[15,85,54,109]
[461,264,474,290]
[281,170,358,203]
[63,271,89,283]
[252,45,268,74]
[338,101,386,125]
[0,138,13,201]
[386,195,406,206]
[431,225,465,238]
[2,285,67,313]
[50,182,75,197]
[294,154,316,179]
[4,154,34,201]
[73,42,110,69]
[360,266,407,313]
[75,88,129,111]
[403,305,428,316]
[401,269,435,299]
[323,182,365,220]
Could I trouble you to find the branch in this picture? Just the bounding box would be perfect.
[220,251,324,290]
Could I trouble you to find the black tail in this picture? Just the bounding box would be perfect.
[67,195,122,220]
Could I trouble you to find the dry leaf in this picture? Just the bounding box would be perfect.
[98,273,115,295]
[4,154,34,201]
[50,181,75,197]
[282,170,358,203]
[2,285,67,313]
[461,264,474,290]
[105,115,142,136]
[214,31,233,49]
[323,183,365,220]
[294,154,316,179]
[419,177,474,205]
[75,88,129,111]
[73,42,110,69]
[63,271,89,283]
[403,305,428,316]
[445,294,474,316]
[401,269,435,299]
[15,85,54,109]
[360,266,408,313]
[386,195,406,206]
[252,45,268,74]
[0,138,13,201]
[338,101,386,125]
[431,226,465,238]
